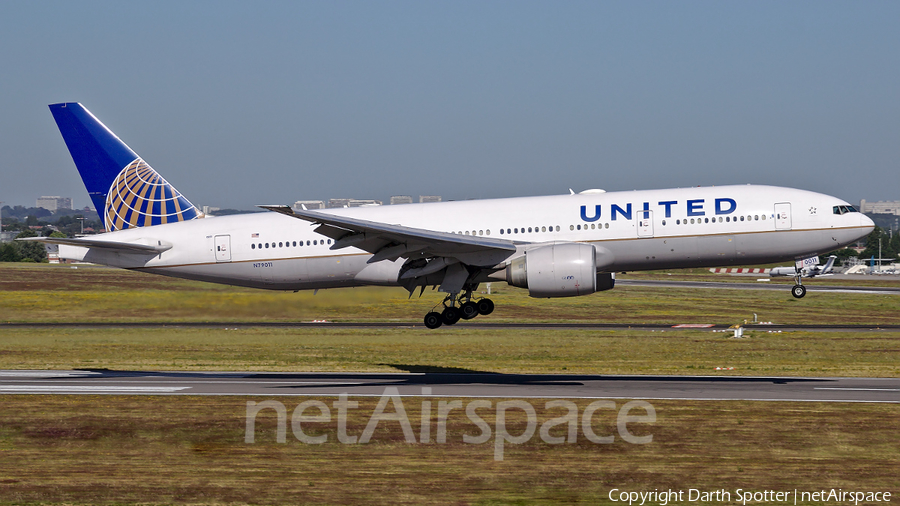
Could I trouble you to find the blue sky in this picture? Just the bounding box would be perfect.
[1,1,897,210]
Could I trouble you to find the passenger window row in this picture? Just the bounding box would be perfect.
[570,223,609,231]
[666,214,767,225]
[248,210,786,251]
[453,226,565,236]
[250,239,333,250]
[498,226,562,235]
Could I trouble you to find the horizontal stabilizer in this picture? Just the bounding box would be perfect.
[18,236,172,254]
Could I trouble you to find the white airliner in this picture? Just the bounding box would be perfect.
[25,103,874,328]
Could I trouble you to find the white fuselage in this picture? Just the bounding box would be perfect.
[60,185,873,290]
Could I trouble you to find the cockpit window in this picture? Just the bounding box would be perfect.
[833,205,859,215]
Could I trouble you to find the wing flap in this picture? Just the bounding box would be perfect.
[314,223,355,241]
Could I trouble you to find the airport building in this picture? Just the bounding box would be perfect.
[36,196,72,212]
[293,200,325,211]
[326,198,351,208]
[859,200,900,215]
[390,195,413,205]
[348,199,382,207]
[326,199,383,208]
[296,196,441,209]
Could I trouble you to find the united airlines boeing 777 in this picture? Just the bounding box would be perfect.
[25,103,875,328]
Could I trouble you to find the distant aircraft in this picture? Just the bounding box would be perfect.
[24,103,875,328]
[770,255,838,281]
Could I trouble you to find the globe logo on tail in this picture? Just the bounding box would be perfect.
[104,158,200,231]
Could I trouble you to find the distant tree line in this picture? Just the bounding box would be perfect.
[0,230,63,262]
[1,206,102,262]
[824,228,896,265]
[1,206,103,237]
[843,226,899,262]
[2,205,99,221]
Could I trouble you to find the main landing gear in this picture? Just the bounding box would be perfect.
[423,289,494,329]
[791,272,807,299]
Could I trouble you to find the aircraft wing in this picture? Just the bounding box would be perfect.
[259,205,517,267]
[17,236,172,254]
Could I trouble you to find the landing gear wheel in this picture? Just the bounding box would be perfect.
[791,285,807,299]
[441,306,461,325]
[460,301,479,320]
[476,298,494,315]
[424,312,443,329]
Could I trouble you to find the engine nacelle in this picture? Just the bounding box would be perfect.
[505,243,614,298]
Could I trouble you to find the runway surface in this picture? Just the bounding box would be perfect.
[1,370,897,403]
[616,278,900,295]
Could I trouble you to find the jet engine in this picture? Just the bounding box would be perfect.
[505,243,614,298]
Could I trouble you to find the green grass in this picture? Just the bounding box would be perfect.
[1,263,898,325]
[2,263,898,376]
[0,395,896,505]
[0,327,898,377]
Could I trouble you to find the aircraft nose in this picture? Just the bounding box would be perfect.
[860,213,875,232]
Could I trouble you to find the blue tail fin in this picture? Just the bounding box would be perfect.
[49,103,200,231]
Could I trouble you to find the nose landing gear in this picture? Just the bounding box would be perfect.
[791,272,807,298]
[423,288,494,329]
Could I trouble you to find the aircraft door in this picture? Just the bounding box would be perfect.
[774,203,792,230]
[214,235,232,262]
[637,209,654,238]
